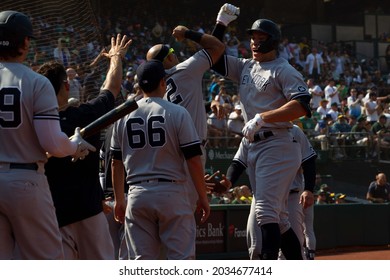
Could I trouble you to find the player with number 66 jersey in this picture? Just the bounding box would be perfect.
[111,60,209,259]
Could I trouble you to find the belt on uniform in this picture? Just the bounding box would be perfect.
[9,163,39,171]
[130,178,176,185]
[253,131,274,142]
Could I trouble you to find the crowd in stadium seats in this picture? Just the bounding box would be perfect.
[23,6,390,161]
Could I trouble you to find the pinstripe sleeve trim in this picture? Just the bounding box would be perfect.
[180,140,202,148]
[33,114,60,121]
[302,152,317,163]
[291,92,311,100]
[233,158,247,169]
[200,49,213,68]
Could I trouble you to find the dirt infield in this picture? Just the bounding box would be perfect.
[316,245,390,260]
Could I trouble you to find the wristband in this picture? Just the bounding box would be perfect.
[184,30,203,43]
[212,24,226,41]
[254,114,264,126]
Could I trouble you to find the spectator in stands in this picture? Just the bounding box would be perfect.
[227,104,244,147]
[335,193,346,204]
[288,37,300,62]
[289,56,304,74]
[319,183,334,203]
[351,116,371,157]
[239,185,252,204]
[314,114,333,150]
[307,78,324,111]
[207,103,230,148]
[315,190,328,205]
[305,47,323,82]
[364,91,381,125]
[328,102,340,122]
[278,37,292,61]
[330,115,351,158]
[316,99,330,120]
[332,115,352,133]
[214,85,232,107]
[299,114,317,135]
[225,34,240,58]
[209,76,225,102]
[53,38,71,67]
[336,78,349,102]
[366,172,390,203]
[230,187,244,204]
[371,114,390,158]
[122,70,134,95]
[206,74,218,102]
[66,68,83,102]
[347,88,363,119]
[324,79,340,108]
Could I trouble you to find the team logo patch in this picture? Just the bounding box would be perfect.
[298,86,306,92]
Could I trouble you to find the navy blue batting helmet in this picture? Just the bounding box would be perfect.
[0,11,34,47]
[247,19,281,53]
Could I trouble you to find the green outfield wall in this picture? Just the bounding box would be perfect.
[196,203,390,259]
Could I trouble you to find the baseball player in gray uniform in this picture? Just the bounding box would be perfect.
[146,19,228,209]
[111,60,210,259]
[220,125,316,259]
[246,125,317,260]
[0,10,94,259]
[212,13,312,259]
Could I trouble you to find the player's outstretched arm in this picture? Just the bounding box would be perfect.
[172,25,225,65]
[102,34,132,98]
[211,3,240,74]
[35,120,96,159]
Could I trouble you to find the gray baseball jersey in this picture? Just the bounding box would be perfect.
[164,50,212,142]
[110,96,202,259]
[0,62,59,163]
[225,57,310,127]
[111,97,201,184]
[0,62,63,259]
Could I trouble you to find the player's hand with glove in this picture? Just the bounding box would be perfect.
[217,3,240,26]
[69,127,96,162]
[242,113,265,142]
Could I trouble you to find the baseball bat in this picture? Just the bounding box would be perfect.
[80,98,138,138]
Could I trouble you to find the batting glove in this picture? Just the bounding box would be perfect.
[242,114,264,142]
[216,3,240,26]
[70,127,96,162]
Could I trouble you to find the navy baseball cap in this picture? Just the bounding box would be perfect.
[0,11,35,44]
[136,60,166,93]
